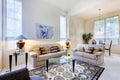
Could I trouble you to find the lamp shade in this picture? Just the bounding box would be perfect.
[15,35,27,40]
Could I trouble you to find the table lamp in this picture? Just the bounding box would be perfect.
[66,41,70,49]
[65,39,71,57]
[15,35,27,54]
[66,38,70,49]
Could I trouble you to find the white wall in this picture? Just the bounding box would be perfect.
[85,10,120,54]
[2,0,66,68]
[69,16,85,48]
[23,0,66,41]
[0,0,2,71]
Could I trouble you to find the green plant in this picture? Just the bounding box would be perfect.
[82,33,93,44]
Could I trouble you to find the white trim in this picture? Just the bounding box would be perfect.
[0,0,3,71]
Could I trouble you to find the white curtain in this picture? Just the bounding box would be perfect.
[0,0,2,71]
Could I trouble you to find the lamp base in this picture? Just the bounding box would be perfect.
[16,41,25,54]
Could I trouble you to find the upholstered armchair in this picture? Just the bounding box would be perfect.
[0,68,45,80]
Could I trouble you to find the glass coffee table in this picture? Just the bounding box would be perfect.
[46,56,75,72]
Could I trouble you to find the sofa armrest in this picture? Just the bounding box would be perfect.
[29,52,38,58]
[94,52,104,56]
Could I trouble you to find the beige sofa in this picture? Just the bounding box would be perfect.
[72,44,105,65]
[29,43,67,68]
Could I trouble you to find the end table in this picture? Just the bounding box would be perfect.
[9,52,28,72]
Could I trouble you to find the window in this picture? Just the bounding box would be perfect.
[60,16,67,41]
[3,0,22,50]
[94,16,119,44]
[105,17,119,39]
[94,20,104,39]
[6,0,22,40]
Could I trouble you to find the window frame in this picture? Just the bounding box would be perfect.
[60,15,67,41]
[3,0,23,50]
[5,0,22,40]
[94,16,119,45]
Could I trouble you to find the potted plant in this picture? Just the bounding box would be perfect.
[82,33,93,44]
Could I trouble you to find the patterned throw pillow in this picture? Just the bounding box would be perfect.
[39,47,47,55]
[93,48,102,54]
[33,48,40,55]
[85,47,94,54]
[50,46,60,53]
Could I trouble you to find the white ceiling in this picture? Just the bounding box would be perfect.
[44,0,120,19]
[44,0,80,12]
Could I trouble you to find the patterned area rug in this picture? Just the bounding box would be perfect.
[30,60,104,80]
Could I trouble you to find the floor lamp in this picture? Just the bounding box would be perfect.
[15,35,27,54]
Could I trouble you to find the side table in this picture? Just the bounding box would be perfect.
[9,52,28,72]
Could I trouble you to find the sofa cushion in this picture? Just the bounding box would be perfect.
[82,53,96,60]
[50,46,60,53]
[39,47,47,55]
[73,52,83,56]
[30,48,40,55]
[95,52,104,56]
[38,54,51,61]
[78,47,85,52]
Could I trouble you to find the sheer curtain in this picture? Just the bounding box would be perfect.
[0,0,2,71]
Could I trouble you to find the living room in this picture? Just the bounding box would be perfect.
[0,0,120,80]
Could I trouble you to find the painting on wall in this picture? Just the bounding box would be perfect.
[36,24,54,39]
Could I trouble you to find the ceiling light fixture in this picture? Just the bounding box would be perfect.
[97,8,103,35]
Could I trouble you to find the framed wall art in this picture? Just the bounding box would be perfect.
[36,24,54,39]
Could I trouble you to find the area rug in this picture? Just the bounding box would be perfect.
[29,60,104,80]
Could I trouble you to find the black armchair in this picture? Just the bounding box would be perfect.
[105,40,112,56]
[0,68,45,80]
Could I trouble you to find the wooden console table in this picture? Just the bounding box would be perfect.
[9,52,28,72]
